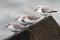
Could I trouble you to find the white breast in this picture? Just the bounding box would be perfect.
[38,8,43,13]
[7,25,21,32]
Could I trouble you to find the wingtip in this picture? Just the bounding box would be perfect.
[54,11,58,12]
[50,11,58,13]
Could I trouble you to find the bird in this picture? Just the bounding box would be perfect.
[5,22,29,35]
[15,15,40,25]
[34,6,58,17]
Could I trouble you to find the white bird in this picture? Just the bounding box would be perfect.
[34,6,58,17]
[15,15,40,25]
[5,22,29,34]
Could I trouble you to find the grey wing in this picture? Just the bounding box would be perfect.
[42,7,57,13]
[14,24,25,29]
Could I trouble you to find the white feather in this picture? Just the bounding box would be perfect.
[7,25,22,32]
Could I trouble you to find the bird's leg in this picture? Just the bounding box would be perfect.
[45,15,47,18]
[44,14,50,18]
[45,14,51,18]
[41,14,47,18]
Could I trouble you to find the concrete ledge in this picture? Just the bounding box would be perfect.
[4,16,60,40]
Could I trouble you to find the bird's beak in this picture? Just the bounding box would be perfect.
[34,9,37,11]
[15,18,18,20]
[5,26,8,28]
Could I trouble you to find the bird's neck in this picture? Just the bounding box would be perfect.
[8,25,14,29]
[18,18,23,22]
[38,8,43,13]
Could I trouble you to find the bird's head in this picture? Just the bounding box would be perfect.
[34,6,43,12]
[15,16,25,23]
[5,23,10,28]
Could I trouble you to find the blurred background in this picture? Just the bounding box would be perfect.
[0,0,60,40]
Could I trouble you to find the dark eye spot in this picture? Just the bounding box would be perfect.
[38,7,39,9]
[18,16,20,18]
[8,24,10,25]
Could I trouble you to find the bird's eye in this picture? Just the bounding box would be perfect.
[38,7,39,9]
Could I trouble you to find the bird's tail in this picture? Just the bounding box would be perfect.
[50,11,58,13]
